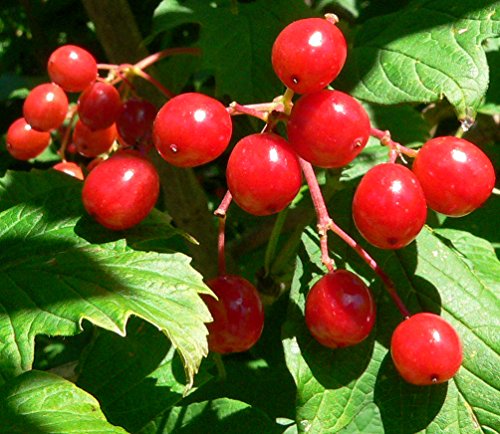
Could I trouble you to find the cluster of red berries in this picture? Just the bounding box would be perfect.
[5,16,496,386]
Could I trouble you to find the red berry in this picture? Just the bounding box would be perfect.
[47,45,97,92]
[287,90,370,168]
[353,163,427,249]
[6,118,51,160]
[23,83,69,132]
[78,81,122,130]
[73,120,117,158]
[412,136,496,217]
[202,275,264,354]
[153,92,232,167]
[53,161,84,180]
[391,313,462,385]
[272,17,347,94]
[82,150,159,230]
[305,270,376,349]
[226,133,302,216]
[116,99,157,148]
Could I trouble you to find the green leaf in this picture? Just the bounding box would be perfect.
[144,397,279,434]
[433,228,500,292]
[342,0,499,119]
[77,318,212,433]
[153,0,313,101]
[0,170,212,389]
[283,222,500,432]
[0,370,128,433]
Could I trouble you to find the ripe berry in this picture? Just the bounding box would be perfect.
[272,17,347,94]
[153,92,232,167]
[78,81,122,130]
[226,133,302,216]
[6,118,51,160]
[391,313,462,385]
[116,99,157,148]
[305,270,376,349]
[53,161,84,180]
[73,120,117,157]
[202,275,264,354]
[23,83,69,131]
[47,45,97,92]
[82,150,159,230]
[287,90,370,168]
[352,163,427,249]
[412,136,496,217]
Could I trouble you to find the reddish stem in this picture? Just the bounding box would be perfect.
[214,190,233,276]
[134,68,175,99]
[299,158,335,272]
[227,102,270,122]
[300,158,410,318]
[58,106,78,162]
[133,47,202,71]
[214,190,233,218]
[370,128,419,159]
[328,221,410,318]
[217,216,227,276]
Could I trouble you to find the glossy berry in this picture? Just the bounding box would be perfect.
[202,275,264,354]
[226,133,302,216]
[47,45,97,92]
[73,120,117,157]
[412,136,495,217]
[53,161,84,180]
[353,163,427,249]
[78,81,122,130]
[272,17,347,94]
[23,83,69,131]
[82,150,159,230]
[116,99,157,148]
[6,118,51,160]
[305,270,376,349]
[391,313,462,385]
[287,90,370,168]
[153,92,232,167]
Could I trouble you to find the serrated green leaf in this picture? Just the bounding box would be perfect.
[147,397,279,434]
[283,222,500,433]
[0,170,212,389]
[153,0,313,101]
[77,318,212,433]
[342,0,499,119]
[0,370,128,433]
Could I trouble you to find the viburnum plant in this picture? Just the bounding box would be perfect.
[0,0,498,433]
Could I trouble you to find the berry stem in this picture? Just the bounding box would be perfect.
[214,190,233,218]
[133,68,175,99]
[299,158,335,272]
[214,190,233,276]
[217,215,227,276]
[370,128,418,159]
[58,106,78,162]
[328,220,410,318]
[227,102,271,122]
[133,47,202,71]
[300,158,410,318]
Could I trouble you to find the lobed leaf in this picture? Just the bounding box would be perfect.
[342,0,499,119]
[0,170,212,389]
